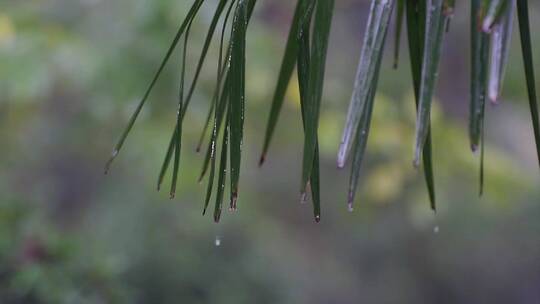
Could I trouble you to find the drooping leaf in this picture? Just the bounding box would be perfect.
[105,0,205,173]
[487,1,515,103]
[296,7,321,221]
[393,0,404,69]
[214,113,230,222]
[406,0,436,209]
[170,20,192,199]
[516,0,540,167]
[196,0,238,153]
[200,75,230,182]
[470,0,490,194]
[228,0,251,210]
[300,0,335,196]
[202,8,234,212]
[259,0,312,166]
[413,0,446,167]
[469,0,490,151]
[480,118,485,196]
[199,1,237,178]
[338,0,395,169]
[482,0,509,33]
[183,0,230,116]
[202,90,229,214]
[348,52,383,211]
[310,147,321,222]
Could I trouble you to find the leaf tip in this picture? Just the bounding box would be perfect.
[258,154,266,167]
[230,191,238,211]
[104,149,119,175]
[347,201,354,213]
[337,147,347,169]
[412,153,421,168]
[482,17,495,34]
[488,91,500,105]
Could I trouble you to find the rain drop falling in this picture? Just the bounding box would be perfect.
[433,225,440,234]
[215,236,221,247]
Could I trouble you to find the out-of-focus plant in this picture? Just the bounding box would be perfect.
[0,199,130,303]
[106,0,539,222]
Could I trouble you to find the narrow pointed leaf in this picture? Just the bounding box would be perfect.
[338,0,395,168]
[480,119,485,196]
[393,0,404,69]
[195,1,239,154]
[200,75,230,182]
[516,0,540,167]
[157,132,176,191]
[229,0,252,210]
[348,40,384,211]
[488,1,515,103]
[105,0,204,173]
[310,147,321,222]
[301,0,334,194]
[170,22,191,198]
[482,0,509,33]
[406,0,436,209]
[259,0,312,165]
[413,0,446,167]
[214,115,230,222]
[183,0,230,116]
[469,0,490,152]
[297,14,321,221]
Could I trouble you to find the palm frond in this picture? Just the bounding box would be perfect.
[108,0,540,221]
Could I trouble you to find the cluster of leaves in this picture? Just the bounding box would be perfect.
[106,0,539,222]
[340,0,540,212]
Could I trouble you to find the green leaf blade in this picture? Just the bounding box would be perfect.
[338,0,395,169]
[105,0,205,173]
[259,0,312,166]
[413,0,446,167]
[516,0,540,168]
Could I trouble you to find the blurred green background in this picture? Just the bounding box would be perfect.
[1,1,540,303]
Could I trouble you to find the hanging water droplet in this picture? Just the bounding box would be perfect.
[215,236,221,247]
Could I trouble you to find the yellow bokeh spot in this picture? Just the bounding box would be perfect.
[363,163,405,203]
[0,14,15,47]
